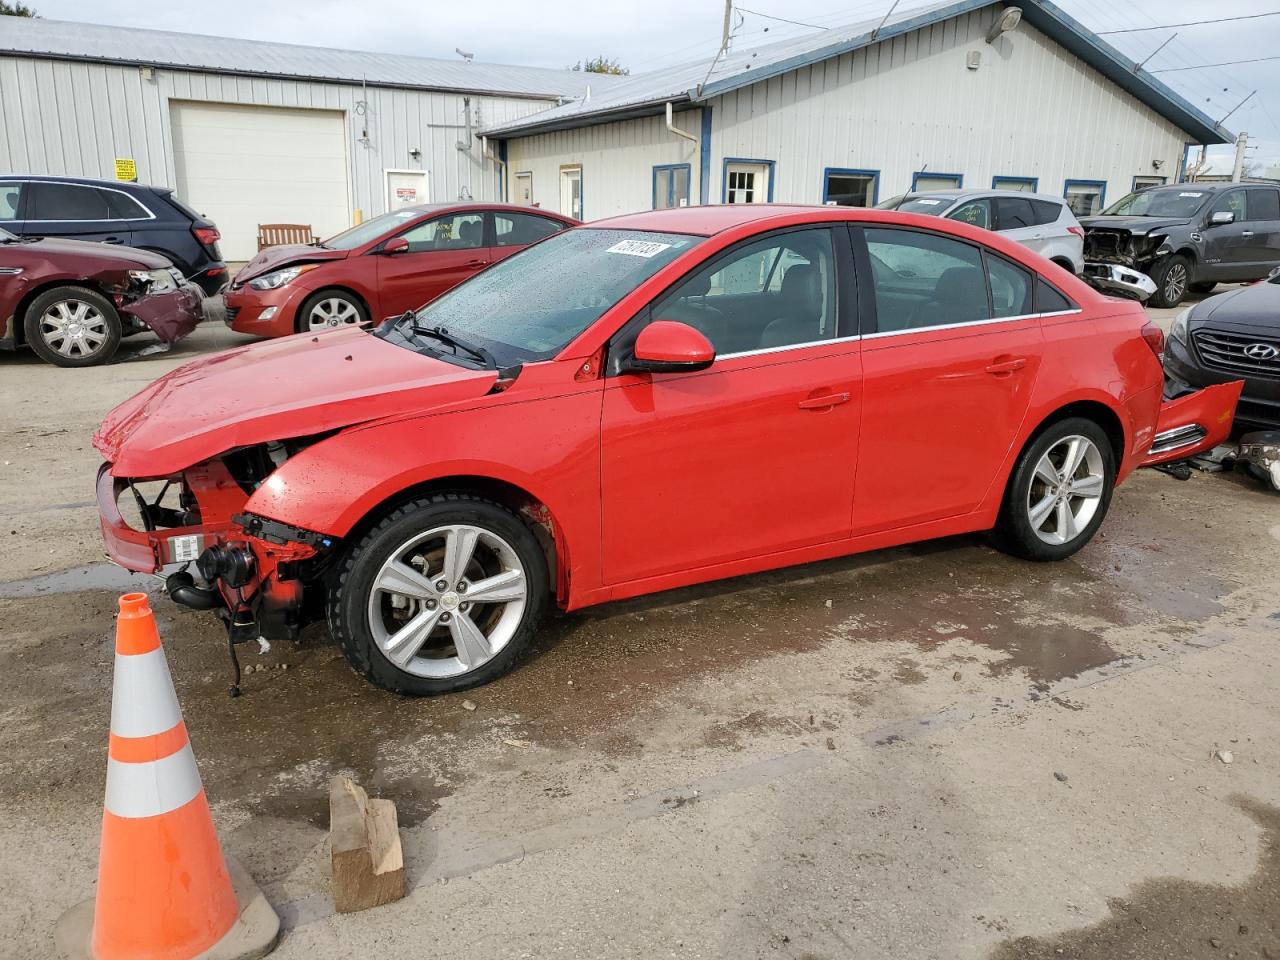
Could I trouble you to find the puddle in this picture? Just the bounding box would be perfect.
[991,797,1280,959]
[0,561,153,599]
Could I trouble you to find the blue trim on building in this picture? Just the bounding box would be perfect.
[699,108,713,205]
[722,157,776,203]
[822,167,880,206]
[652,163,692,209]
[497,139,508,203]
[1176,142,1195,183]
[1063,179,1107,214]
[912,171,963,190]
[991,175,1038,192]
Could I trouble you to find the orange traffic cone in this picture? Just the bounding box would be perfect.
[55,593,280,960]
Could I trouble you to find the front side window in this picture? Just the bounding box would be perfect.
[399,213,484,252]
[27,182,112,220]
[1064,182,1105,217]
[494,212,564,247]
[825,171,877,208]
[1209,190,1247,221]
[0,182,21,220]
[948,199,993,230]
[649,228,838,356]
[865,228,989,333]
[381,228,702,367]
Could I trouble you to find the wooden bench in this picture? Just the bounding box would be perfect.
[257,223,318,250]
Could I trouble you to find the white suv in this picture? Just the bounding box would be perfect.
[877,189,1084,274]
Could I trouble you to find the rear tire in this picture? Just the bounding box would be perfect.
[23,286,121,367]
[327,494,549,696]
[1148,255,1191,308]
[992,417,1115,562]
[1189,281,1217,295]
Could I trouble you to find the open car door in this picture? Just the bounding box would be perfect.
[1140,381,1244,467]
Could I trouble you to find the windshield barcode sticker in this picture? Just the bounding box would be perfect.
[607,239,673,258]
[916,199,944,205]
[1179,192,1204,198]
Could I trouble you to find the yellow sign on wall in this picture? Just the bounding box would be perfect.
[114,158,137,182]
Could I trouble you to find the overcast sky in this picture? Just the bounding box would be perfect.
[21,0,1280,169]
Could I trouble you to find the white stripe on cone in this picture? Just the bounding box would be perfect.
[110,647,183,739]
[105,744,203,819]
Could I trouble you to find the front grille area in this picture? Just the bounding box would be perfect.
[224,306,240,325]
[1193,329,1280,379]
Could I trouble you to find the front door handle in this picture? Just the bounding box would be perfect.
[102,236,124,244]
[798,391,851,410]
[985,357,1027,377]
[464,258,487,267]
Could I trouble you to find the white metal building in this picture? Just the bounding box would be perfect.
[0,18,615,259]
[485,0,1232,221]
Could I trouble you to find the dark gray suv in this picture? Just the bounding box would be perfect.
[1080,182,1280,308]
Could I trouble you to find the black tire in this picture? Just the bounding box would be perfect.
[1188,281,1217,295]
[23,286,122,367]
[992,417,1116,562]
[1147,254,1191,308]
[1050,258,1077,276]
[295,288,368,334]
[327,494,549,696]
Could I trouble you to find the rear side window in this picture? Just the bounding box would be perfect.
[27,182,112,220]
[494,213,565,247]
[1029,199,1063,226]
[1247,189,1280,221]
[986,254,1033,317]
[102,190,150,220]
[994,197,1036,230]
[0,182,21,219]
[1035,279,1073,313]
[865,228,990,333]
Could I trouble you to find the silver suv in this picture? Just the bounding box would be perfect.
[877,189,1085,275]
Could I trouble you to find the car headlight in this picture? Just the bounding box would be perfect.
[249,264,316,291]
[128,268,179,293]
[1170,307,1191,345]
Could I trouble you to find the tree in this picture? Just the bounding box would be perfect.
[572,56,629,76]
[0,1,37,14]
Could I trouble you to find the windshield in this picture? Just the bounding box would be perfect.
[322,209,423,250]
[876,194,953,216]
[377,228,703,367]
[1101,189,1210,218]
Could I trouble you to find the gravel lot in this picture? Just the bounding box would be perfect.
[2,299,1277,960]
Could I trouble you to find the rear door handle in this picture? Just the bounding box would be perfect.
[1241,231,1255,237]
[102,236,124,244]
[464,258,487,267]
[985,357,1027,376]
[798,392,851,410]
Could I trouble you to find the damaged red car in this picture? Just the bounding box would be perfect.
[1,227,202,366]
[95,205,1242,696]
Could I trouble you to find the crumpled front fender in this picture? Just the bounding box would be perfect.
[1140,380,1243,467]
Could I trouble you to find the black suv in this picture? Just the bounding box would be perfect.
[0,175,227,296]
[1081,182,1280,308]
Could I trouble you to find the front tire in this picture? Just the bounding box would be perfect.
[296,288,367,334]
[23,286,122,367]
[993,418,1115,562]
[328,494,549,696]
[1189,281,1216,295]
[1148,255,1191,308]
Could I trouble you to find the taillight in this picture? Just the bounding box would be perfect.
[1067,225,1084,237]
[193,226,220,247]
[1141,321,1165,357]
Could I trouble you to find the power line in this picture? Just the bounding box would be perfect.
[1151,54,1280,73]
[737,6,827,30]
[1097,11,1280,34]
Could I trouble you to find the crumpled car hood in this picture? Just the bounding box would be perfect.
[232,243,349,284]
[95,327,497,477]
[1079,216,1190,234]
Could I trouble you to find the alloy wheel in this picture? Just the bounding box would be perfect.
[39,299,109,359]
[1026,435,1105,546]
[366,524,529,679]
[307,297,361,331]
[1164,263,1187,303]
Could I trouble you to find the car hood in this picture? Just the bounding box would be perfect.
[6,236,171,268]
[1079,216,1191,234]
[1191,281,1280,335]
[232,243,349,284]
[95,327,498,477]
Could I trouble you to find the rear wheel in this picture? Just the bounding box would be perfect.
[328,494,549,695]
[23,286,121,367]
[1148,255,1191,308]
[296,288,367,333]
[1189,281,1217,295]
[992,417,1115,562]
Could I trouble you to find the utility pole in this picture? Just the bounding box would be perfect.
[1232,132,1249,182]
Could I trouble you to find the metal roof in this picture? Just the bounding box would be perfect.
[482,0,1230,144]
[0,17,620,100]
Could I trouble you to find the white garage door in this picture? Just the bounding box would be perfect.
[170,101,351,262]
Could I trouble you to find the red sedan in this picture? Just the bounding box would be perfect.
[96,205,1240,695]
[224,202,577,337]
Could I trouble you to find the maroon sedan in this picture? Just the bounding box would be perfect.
[0,227,203,367]
[223,202,577,338]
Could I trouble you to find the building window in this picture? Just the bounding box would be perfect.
[992,176,1037,193]
[823,168,879,207]
[653,164,691,209]
[1063,180,1106,216]
[912,172,963,192]
[1133,175,1166,191]
[723,159,773,204]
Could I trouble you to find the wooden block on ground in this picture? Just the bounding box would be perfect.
[330,775,406,914]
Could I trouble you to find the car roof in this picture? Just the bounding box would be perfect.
[593,204,852,236]
[898,189,1066,204]
[375,201,577,221]
[5,173,166,195]
[1144,182,1257,193]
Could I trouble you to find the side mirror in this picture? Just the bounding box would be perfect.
[626,320,715,374]
[381,236,410,254]
[1208,210,1235,226]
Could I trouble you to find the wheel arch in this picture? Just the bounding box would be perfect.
[295,285,373,332]
[12,279,115,346]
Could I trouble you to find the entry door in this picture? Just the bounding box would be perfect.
[386,170,429,209]
[559,167,582,220]
[512,172,533,205]
[725,163,770,204]
[374,211,489,317]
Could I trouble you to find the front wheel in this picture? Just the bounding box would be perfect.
[1148,255,1191,308]
[992,418,1115,562]
[328,495,549,695]
[296,289,367,333]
